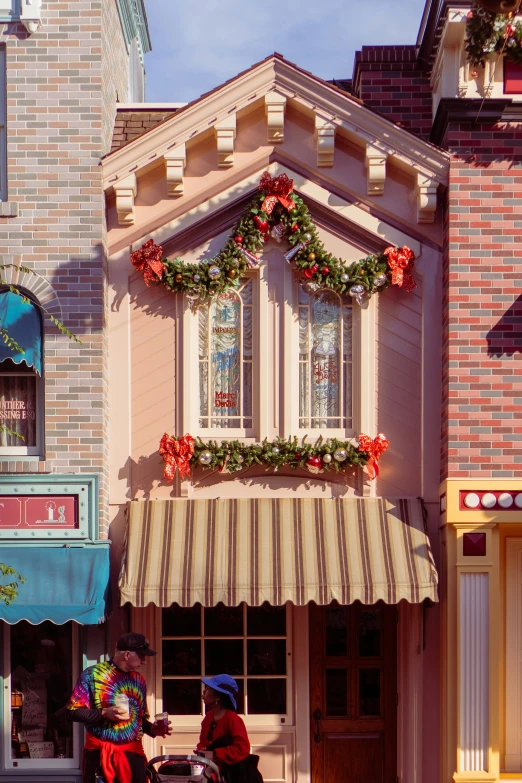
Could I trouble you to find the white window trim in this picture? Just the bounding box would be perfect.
[156,603,294,729]
[284,264,360,441]
[0,46,6,202]
[0,370,44,457]
[183,272,259,440]
[2,620,81,771]
[505,538,522,771]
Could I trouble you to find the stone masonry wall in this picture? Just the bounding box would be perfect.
[102,0,129,155]
[353,45,433,139]
[441,121,522,479]
[0,1,130,535]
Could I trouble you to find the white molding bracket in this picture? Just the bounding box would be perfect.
[416,172,439,224]
[215,114,236,168]
[365,144,387,196]
[265,90,286,144]
[114,173,137,226]
[20,0,42,33]
[164,143,186,197]
[314,115,335,167]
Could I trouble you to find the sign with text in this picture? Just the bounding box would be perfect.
[19,728,44,742]
[28,741,54,759]
[0,496,78,529]
[21,681,47,726]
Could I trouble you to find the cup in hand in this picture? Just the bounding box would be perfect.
[154,712,169,736]
[114,693,130,720]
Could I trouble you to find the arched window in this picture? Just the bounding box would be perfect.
[199,281,253,429]
[298,287,352,429]
[0,290,43,455]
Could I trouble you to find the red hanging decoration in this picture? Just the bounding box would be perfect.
[130,238,165,287]
[259,172,295,215]
[357,433,389,480]
[159,433,195,481]
[383,246,416,292]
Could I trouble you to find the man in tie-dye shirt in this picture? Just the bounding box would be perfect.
[68,632,171,783]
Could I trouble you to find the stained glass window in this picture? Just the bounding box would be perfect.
[199,281,253,429]
[299,287,352,429]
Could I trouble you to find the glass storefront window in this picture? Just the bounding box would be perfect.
[161,602,289,719]
[5,620,80,768]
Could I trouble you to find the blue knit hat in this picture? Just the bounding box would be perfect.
[201,674,238,710]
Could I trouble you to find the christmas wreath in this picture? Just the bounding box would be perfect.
[131,172,416,307]
[159,433,389,483]
[465,2,522,68]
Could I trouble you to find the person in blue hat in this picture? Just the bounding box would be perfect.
[196,674,250,767]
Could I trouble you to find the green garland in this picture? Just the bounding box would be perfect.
[131,173,416,303]
[465,2,522,68]
[191,435,367,474]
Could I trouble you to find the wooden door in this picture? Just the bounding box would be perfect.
[310,602,397,783]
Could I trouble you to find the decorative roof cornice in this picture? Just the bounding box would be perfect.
[430,97,518,144]
[116,0,151,58]
[102,54,450,195]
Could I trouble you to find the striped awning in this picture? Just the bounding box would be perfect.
[119,498,438,607]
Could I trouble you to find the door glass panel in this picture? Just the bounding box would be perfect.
[358,607,382,657]
[204,640,243,675]
[162,679,201,715]
[325,606,348,656]
[325,668,348,716]
[358,668,381,717]
[204,604,243,636]
[162,640,201,676]
[247,639,286,675]
[247,679,286,714]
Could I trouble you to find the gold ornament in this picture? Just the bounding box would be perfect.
[308,252,316,262]
[175,273,183,283]
[228,269,238,279]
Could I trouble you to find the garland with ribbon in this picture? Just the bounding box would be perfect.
[159,433,389,482]
[465,3,522,68]
[131,172,416,306]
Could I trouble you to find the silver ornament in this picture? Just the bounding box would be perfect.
[237,454,244,463]
[271,223,286,243]
[333,448,348,462]
[272,446,280,454]
[231,258,240,267]
[349,284,365,297]
[193,274,201,283]
[305,233,312,242]
[199,450,212,465]
[322,453,332,463]
[340,273,349,283]
[373,274,387,288]
[208,266,221,280]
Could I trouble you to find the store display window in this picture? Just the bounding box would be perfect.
[3,620,80,770]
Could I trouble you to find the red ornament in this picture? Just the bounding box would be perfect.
[306,455,323,475]
[263,235,270,243]
[291,223,299,233]
[322,267,329,276]
[253,215,269,233]
[234,236,243,244]
[311,264,318,274]
[467,9,473,17]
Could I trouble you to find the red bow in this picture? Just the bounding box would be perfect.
[358,433,389,480]
[383,246,416,292]
[131,239,165,287]
[259,172,295,215]
[159,433,195,481]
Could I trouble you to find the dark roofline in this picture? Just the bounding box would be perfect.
[416,0,469,68]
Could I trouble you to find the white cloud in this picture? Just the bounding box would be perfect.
[144,0,426,103]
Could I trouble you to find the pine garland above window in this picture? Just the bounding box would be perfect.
[465,2,522,68]
[130,172,417,308]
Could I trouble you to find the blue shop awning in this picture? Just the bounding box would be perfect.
[0,291,42,374]
[0,545,110,625]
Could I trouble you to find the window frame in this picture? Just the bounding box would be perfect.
[183,271,260,440]
[0,45,6,202]
[156,603,293,729]
[2,620,81,772]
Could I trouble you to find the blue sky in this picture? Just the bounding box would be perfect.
[143,0,427,104]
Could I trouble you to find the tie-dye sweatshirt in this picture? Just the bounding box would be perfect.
[67,660,149,744]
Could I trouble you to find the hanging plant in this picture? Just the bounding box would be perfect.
[465,2,522,68]
[158,433,389,482]
[130,172,417,307]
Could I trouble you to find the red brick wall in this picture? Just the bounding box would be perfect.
[441,121,522,479]
[353,45,433,139]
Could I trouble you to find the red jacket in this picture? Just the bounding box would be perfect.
[197,710,250,766]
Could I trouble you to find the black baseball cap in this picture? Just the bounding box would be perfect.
[116,632,157,656]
